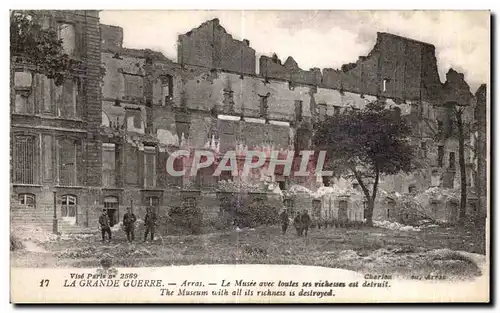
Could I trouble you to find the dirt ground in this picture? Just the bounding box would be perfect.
[10,224,486,280]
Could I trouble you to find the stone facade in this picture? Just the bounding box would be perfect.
[11,10,103,232]
[11,15,485,232]
[473,84,488,219]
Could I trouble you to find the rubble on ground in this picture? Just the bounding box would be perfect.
[11,225,98,244]
[11,226,59,242]
[337,250,360,261]
[414,187,460,204]
[110,222,122,232]
[373,220,422,231]
[56,244,158,259]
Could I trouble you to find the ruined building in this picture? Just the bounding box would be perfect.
[11,13,487,232]
[11,11,102,232]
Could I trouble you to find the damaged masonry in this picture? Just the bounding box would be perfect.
[11,12,487,235]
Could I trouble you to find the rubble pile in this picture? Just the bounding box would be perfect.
[285,185,314,197]
[414,187,460,204]
[373,220,422,232]
[57,246,97,258]
[11,226,59,242]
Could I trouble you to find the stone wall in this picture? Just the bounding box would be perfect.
[100,24,123,50]
[178,18,256,75]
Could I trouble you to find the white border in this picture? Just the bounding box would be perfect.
[1,1,496,312]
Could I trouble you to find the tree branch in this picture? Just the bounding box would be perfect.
[350,166,371,200]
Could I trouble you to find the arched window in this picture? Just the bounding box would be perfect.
[60,195,77,218]
[18,193,36,209]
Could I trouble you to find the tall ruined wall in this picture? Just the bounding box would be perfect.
[321,32,443,101]
[100,24,123,50]
[178,18,256,75]
[100,19,479,198]
[176,20,451,105]
[181,70,312,121]
[259,55,322,86]
[101,51,147,133]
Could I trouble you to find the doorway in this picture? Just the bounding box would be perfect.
[448,201,459,223]
[338,200,348,222]
[104,196,119,226]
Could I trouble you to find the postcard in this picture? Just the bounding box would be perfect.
[9,9,490,303]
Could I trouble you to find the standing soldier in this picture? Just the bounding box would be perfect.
[293,212,302,236]
[123,207,137,242]
[279,208,289,235]
[301,209,312,237]
[99,209,112,242]
[143,207,157,242]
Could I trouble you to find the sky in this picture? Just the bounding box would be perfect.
[99,10,490,92]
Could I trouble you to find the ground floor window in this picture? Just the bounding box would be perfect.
[430,201,439,217]
[386,199,395,219]
[60,195,77,222]
[183,197,197,208]
[18,193,36,209]
[338,200,348,221]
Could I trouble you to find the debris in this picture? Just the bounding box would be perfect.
[373,220,421,231]
[391,246,416,254]
[337,250,360,261]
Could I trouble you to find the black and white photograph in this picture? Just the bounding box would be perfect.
[8,9,490,303]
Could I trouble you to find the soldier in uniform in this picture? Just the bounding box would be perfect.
[279,208,289,234]
[293,212,302,236]
[143,207,157,242]
[123,207,137,242]
[301,209,312,237]
[99,209,112,242]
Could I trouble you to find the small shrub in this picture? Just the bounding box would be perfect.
[208,212,233,231]
[236,200,279,228]
[168,205,203,235]
[429,249,475,264]
[10,234,23,251]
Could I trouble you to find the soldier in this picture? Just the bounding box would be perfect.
[143,207,157,242]
[99,209,112,242]
[293,212,302,236]
[301,209,312,237]
[279,208,289,234]
[123,207,137,242]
